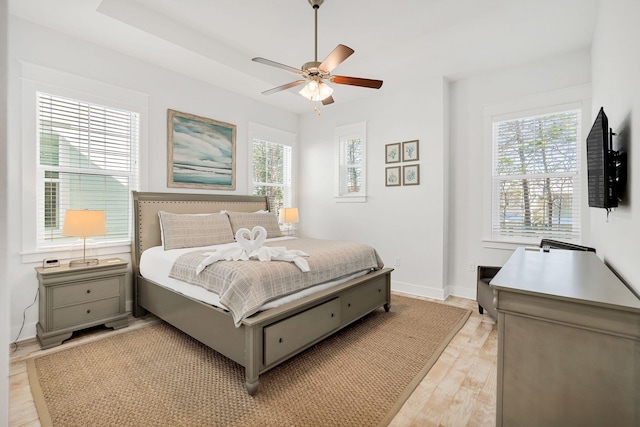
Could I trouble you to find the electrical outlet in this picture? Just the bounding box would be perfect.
[394,257,401,267]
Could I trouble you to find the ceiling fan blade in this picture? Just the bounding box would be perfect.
[332,75,383,89]
[261,80,306,96]
[319,44,354,73]
[252,57,303,75]
[322,96,335,106]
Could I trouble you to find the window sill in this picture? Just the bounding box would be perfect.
[335,195,367,203]
[482,239,540,251]
[21,242,132,264]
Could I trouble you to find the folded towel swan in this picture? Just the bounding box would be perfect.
[195,226,310,274]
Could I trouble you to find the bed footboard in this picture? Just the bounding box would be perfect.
[241,267,392,394]
[136,267,392,395]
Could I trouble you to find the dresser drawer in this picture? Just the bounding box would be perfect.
[264,298,340,366]
[51,277,121,308]
[341,274,388,323]
[52,297,121,330]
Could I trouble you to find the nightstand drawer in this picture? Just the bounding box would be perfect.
[52,297,121,330]
[51,278,120,308]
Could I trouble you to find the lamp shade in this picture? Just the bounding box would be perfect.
[298,81,333,101]
[279,208,299,224]
[62,210,107,238]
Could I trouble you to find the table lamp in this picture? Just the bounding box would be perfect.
[279,207,299,236]
[62,209,107,267]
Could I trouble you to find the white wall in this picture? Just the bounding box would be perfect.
[298,77,450,299]
[590,0,640,295]
[1,0,10,424]
[6,17,298,341]
[447,50,592,298]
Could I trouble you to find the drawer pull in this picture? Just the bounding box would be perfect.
[330,313,334,318]
[86,289,91,294]
[378,288,381,293]
[86,309,91,314]
[278,338,283,343]
[347,303,351,308]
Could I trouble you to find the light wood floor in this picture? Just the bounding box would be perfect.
[9,294,497,427]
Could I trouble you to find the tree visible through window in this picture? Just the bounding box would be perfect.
[344,138,363,193]
[252,139,292,214]
[492,109,580,241]
[336,121,366,201]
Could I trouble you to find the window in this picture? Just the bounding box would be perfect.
[251,139,292,214]
[491,109,581,242]
[335,122,366,202]
[249,123,296,215]
[37,93,139,247]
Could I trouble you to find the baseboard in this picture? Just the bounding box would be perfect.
[391,280,446,300]
[447,285,476,300]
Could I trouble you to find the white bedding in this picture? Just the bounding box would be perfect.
[139,236,368,312]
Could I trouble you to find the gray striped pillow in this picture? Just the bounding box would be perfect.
[225,211,283,238]
[158,211,234,250]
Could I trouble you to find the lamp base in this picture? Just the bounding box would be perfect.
[69,258,99,268]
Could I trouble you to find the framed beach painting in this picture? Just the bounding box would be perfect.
[403,164,420,185]
[167,109,236,190]
[402,140,419,162]
[385,166,401,187]
[385,142,401,163]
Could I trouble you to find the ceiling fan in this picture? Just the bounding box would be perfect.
[252,0,383,108]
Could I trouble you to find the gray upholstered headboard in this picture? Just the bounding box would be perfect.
[131,192,269,273]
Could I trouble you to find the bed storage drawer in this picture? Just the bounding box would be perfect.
[341,274,388,323]
[264,298,341,366]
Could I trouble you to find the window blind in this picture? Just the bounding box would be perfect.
[251,138,292,215]
[37,93,139,247]
[492,110,581,241]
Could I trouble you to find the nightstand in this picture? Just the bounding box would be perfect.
[35,258,129,349]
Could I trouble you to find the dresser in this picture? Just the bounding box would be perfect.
[491,248,640,427]
[35,258,129,349]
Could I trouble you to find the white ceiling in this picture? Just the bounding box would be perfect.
[10,0,599,114]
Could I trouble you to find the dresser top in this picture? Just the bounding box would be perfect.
[491,247,640,312]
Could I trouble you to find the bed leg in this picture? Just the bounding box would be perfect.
[246,378,259,396]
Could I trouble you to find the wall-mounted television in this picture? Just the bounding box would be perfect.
[586,107,625,210]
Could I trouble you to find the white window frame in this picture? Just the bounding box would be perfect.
[248,122,297,214]
[335,121,367,203]
[20,63,148,263]
[482,85,591,248]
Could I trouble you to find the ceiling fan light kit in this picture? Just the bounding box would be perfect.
[252,0,383,113]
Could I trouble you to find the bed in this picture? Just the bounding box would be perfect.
[131,191,392,395]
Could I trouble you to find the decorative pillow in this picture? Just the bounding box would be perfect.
[158,211,234,250]
[225,211,283,238]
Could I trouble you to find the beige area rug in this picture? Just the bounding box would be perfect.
[28,295,470,427]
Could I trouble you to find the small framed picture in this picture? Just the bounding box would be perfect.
[403,164,420,186]
[385,143,401,164]
[402,140,419,162]
[385,166,401,187]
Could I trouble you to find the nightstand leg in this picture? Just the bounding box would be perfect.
[36,323,73,350]
[105,317,128,330]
